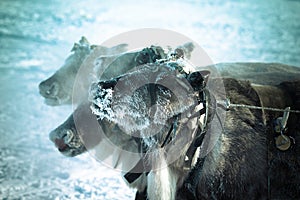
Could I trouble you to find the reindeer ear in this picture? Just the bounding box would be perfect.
[175,42,195,59]
[71,43,80,52]
[200,70,210,85]
[79,36,89,45]
[187,70,210,91]
[151,45,166,59]
[182,42,195,52]
[90,45,99,50]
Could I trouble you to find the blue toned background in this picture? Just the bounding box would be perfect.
[0,0,299,199]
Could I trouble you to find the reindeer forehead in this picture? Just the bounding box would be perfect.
[65,43,91,65]
[89,63,200,122]
[114,64,193,97]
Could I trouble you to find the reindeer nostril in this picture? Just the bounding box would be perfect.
[55,138,68,151]
[46,89,51,95]
[39,81,59,97]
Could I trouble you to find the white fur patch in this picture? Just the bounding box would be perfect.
[147,153,178,200]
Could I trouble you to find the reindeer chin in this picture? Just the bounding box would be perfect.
[44,95,70,106]
[44,97,60,106]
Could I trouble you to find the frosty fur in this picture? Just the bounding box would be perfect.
[45,39,300,200]
[50,77,300,199]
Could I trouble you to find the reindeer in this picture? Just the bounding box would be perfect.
[49,57,300,199]
[42,38,300,199]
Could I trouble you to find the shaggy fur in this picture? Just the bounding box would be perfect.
[49,77,300,200]
[190,78,268,199]
[89,69,300,200]
[267,81,300,199]
[176,78,300,200]
[45,40,300,199]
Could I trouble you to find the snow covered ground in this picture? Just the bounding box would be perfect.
[0,0,299,199]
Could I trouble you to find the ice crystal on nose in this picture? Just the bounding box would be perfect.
[89,83,115,121]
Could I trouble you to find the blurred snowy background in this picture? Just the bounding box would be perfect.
[0,0,299,199]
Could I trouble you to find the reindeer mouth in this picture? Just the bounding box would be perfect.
[43,95,70,106]
[49,129,86,157]
[38,82,70,106]
[54,138,69,152]
[44,97,60,106]
[49,129,72,154]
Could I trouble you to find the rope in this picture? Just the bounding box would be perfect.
[220,99,300,114]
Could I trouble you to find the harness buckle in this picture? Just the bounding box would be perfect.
[274,107,293,151]
[274,107,290,134]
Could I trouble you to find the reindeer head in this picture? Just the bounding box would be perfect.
[39,37,92,106]
[89,61,209,169]
[48,102,106,157]
[39,37,128,106]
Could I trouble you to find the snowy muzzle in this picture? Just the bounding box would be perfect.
[89,62,204,146]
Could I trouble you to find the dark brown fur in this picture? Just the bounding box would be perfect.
[177,78,300,199]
